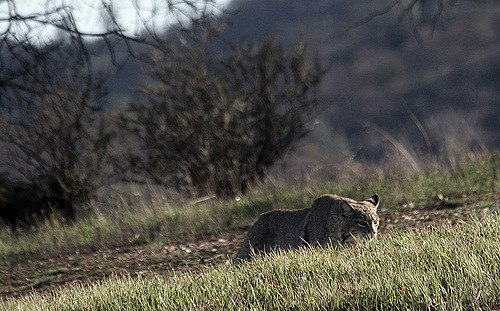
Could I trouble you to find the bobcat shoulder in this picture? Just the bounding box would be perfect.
[233,194,380,262]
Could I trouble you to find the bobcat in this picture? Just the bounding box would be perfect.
[233,194,380,262]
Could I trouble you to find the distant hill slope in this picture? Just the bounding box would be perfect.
[221,0,499,166]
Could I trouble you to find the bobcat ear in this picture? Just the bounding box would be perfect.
[366,194,379,209]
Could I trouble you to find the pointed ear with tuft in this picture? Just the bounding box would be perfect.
[366,194,379,209]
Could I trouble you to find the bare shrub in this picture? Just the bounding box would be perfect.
[119,26,326,197]
[0,48,114,228]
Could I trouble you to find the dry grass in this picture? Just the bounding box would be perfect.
[3,214,499,310]
[0,153,497,262]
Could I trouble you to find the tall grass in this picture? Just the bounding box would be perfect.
[4,214,499,310]
[0,153,497,261]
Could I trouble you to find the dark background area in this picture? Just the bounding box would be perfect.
[98,0,498,173]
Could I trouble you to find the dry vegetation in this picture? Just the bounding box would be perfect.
[3,214,500,310]
[0,153,498,309]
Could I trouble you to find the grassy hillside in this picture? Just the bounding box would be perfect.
[0,153,497,302]
[3,214,499,310]
[0,154,498,262]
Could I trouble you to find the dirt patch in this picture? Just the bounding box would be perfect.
[1,193,498,299]
[0,228,247,299]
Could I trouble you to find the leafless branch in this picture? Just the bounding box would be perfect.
[353,0,453,45]
[0,0,219,98]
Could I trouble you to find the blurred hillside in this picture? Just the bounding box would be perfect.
[100,0,499,175]
[224,0,498,164]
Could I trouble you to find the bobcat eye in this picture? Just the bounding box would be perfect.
[374,220,379,227]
